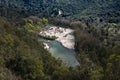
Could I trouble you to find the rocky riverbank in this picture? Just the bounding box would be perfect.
[39,26,75,49]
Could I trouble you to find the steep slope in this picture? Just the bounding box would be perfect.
[0,17,73,80]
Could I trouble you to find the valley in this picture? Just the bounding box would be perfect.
[0,0,120,80]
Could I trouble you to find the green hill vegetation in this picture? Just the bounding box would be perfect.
[0,17,69,80]
[0,0,120,80]
[0,0,120,22]
[0,16,120,80]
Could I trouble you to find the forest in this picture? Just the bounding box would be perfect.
[0,0,120,80]
[0,0,120,22]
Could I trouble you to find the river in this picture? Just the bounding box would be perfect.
[38,26,79,67]
[38,38,79,67]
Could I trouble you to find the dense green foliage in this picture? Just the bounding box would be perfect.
[0,0,120,22]
[50,18,120,80]
[1,16,120,80]
[0,0,120,80]
[0,18,74,80]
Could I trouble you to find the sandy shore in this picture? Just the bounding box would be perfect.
[39,26,75,49]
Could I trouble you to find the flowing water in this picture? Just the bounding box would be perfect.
[40,39,80,67]
[38,26,79,67]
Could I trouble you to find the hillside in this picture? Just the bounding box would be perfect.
[0,17,76,80]
[0,0,120,22]
[0,0,120,80]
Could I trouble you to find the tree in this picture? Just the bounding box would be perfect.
[105,54,120,80]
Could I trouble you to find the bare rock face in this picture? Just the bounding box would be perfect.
[39,26,75,49]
